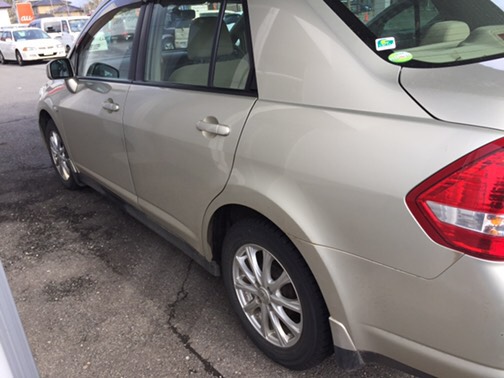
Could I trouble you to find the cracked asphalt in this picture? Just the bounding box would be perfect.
[0,62,413,378]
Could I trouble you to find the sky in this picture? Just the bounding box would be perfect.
[69,0,88,8]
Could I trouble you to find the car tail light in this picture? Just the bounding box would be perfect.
[406,138,504,260]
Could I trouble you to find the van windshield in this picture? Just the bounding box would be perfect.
[68,19,88,32]
[326,0,504,66]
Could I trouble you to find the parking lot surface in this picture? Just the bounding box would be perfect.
[0,62,413,378]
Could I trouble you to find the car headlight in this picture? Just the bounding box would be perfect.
[22,47,35,51]
[56,43,64,49]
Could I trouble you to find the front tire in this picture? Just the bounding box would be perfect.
[0,51,6,64]
[44,120,79,190]
[15,50,24,66]
[222,218,332,370]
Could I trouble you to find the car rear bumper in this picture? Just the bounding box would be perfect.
[294,238,504,377]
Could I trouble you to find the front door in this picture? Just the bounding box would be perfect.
[57,4,142,202]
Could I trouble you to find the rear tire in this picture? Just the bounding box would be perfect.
[222,218,333,370]
[44,120,79,190]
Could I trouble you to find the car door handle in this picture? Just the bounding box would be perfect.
[196,116,230,137]
[102,99,120,112]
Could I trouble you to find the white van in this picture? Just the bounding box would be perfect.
[29,16,89,52]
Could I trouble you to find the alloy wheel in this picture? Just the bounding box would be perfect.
[232,243,302,348]
[49,130,72,181]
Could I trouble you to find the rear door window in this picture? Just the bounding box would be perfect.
[144,0,252,91]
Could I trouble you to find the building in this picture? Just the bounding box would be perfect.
[0,1,10,27]
[31,0,84,17]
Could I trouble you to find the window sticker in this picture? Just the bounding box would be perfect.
[388,51,413,63]
[375,37,396,51]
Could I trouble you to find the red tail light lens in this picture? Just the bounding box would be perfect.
[406,138,504,260]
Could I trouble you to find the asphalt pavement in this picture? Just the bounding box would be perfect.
[0,61,414,378]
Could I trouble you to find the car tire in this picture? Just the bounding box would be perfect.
[15,51,24,66]
[44,120,79,190]
[0,51,5,64]
[222,218,333,370]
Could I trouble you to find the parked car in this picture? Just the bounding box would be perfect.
[37,0,504,377]
[0,27,65,65]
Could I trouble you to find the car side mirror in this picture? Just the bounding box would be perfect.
[47,58,73,80]
[46,58,84,94]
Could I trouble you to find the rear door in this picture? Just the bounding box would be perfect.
[124,0,256,248]
[56,3,143,203]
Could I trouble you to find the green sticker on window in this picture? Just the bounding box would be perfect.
[375,37,396,51]
[388,51,413,63]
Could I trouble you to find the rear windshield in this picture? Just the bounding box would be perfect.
[325,0,504,67]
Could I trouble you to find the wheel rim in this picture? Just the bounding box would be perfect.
[232,244,302,348]
[49,130,72,181]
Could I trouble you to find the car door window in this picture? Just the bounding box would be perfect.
[45,21,62,34]
[77,6,141,80]
[144,0,251,90]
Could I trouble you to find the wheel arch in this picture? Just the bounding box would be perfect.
[204,191,355,354]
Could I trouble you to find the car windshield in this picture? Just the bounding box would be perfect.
[68,19,88,32]
[326,0,504,67]
[13,29,51,41]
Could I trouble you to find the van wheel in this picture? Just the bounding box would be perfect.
[0,51,5,64]
[45,120,79,190]
[15,51,24,66]
[222,218,333,370]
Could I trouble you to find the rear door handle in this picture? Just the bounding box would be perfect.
[196,116,230,136]
[102,99,120,112]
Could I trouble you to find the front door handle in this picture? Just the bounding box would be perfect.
[102,99,120,112]
[196,116,230,137]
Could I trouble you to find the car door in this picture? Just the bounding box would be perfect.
[123,0,256,248]
[0,31,15,60]
[56,3,142,202]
